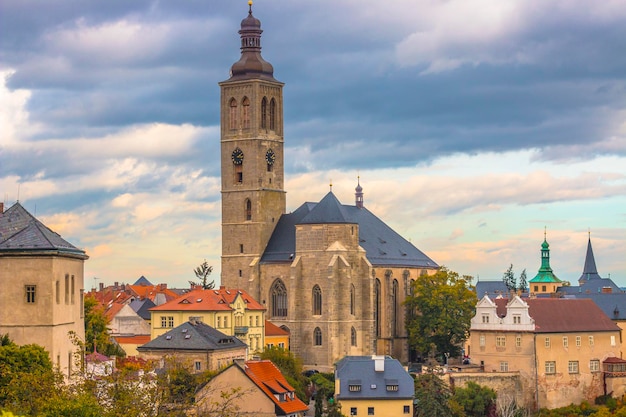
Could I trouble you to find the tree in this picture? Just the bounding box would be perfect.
[413,372,454,417]
[502,264,517,292]
[451,381,496,417]
[259,346,308,402]
[192,259,215,290]
[84,295,125,357]
[518,269,527,292]
[405,267,476,359]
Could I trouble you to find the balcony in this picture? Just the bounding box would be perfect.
[234,326,249,335]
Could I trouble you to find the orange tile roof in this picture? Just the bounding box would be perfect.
[114,335,150,345]
[243,360,308,414]
[105,302,126,321]
[150,287,265,312]
[128,284,179,302]
[265,320,290,336]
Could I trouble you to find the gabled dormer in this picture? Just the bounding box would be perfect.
[501,296,535,331]
[471,295,500,330]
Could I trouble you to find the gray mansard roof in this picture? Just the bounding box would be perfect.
[335,356,414,400]
[0,202,87,258]
[260,192,438,269]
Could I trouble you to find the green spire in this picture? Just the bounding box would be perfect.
[529,228,561,283]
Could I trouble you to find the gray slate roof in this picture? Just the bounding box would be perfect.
[134,275,153,286]
[0,202,86,257]
[138,320,246,352]
[129,298,156,320]
[475,281,510,299]
[572,293,626,321]
[261,192,438,268]
[557,278,622,296]
[335,356,414,400]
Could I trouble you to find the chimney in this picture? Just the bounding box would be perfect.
[99,283,104,291]
[160,283,167,290]
[0,202,4,215]
[372,355,385,372]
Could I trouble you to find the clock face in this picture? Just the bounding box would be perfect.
[265,149,276,165]
[231,148,244,165]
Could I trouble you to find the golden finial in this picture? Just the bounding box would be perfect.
[588,228,591,239]
[329,179,333,191]
[248,0,253,13]
[544,226,547,240]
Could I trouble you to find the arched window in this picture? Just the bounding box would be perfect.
[269,98,276,131]
[261,97,268,129]
[242,97,250,129]
[314,327,322,346]
[350,284,355,315]
[245,199,252,221]
[392,279,399,337]
[403,270,410,295]
[229,98,238,130]
[270,279,288,317]
[351,327,357,347]
[375,278,381,337]
[312,285,322,316]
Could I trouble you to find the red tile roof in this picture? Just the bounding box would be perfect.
[128,284,179,302]
[105,302,125,321]
[150,288,265,312]
[495,298,620,333]
[265,320,289,336]
[114,335,151,345]
[242,360,308,414]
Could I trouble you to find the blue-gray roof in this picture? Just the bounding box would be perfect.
[138,321,246,352]
[557,278,622,296]
[571,293,626,320]
[0,202,86,258]
[475,281,510,299]
[134,275,153,286]
[335,356,414,400]
[129,298,156,320]
[261,192,438,268]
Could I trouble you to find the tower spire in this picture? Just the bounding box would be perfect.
[355,176,364,208]
[579,232,601,283]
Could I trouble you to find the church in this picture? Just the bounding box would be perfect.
[219,4,438,369]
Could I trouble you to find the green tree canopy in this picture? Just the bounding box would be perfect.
[192,259,215,290]
[84,295,125,357]
[451,381,496,417]
[405,267,475,359]
[414,372,454,417]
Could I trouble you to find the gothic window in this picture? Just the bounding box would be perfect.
[271,279,288,317]
[392,279,399,337]
[269,98,276,131]
[312,285,322,316]
[403,270,410,294]
[350,284,355,315]
[229,98,238,130]
[314,327,322,346]
[261,97,268,129]
[351,326,357,346]
[245,199,252,221]
[375,278,381,337]
[242,97,250,129]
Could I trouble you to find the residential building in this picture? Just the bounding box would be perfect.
[148,286,265,357]
[0,202,87,378]
[469,295,621,409]
[195,359,308,417]
[113,335,150,357]
[218,4,438,370]
[137,320,247,373]
[265,320,289,350]
[335,355,414,417]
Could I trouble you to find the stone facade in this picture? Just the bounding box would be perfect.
[218,7,437,370]
[0,203,87,379]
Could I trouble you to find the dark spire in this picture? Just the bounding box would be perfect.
[579,232,601,283]
[355,176,364,208]
[228,1,276,81]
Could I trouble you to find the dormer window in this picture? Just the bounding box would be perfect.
[349,384,361,392]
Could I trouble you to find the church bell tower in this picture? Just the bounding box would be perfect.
[219,2,285,298]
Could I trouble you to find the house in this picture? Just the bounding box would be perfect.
[195,359,308,417]
[0,202,87,378]
[113,335,150,357]
[106,302,151,336]
[137,320,247,373]
[265,320,289,350]
[148,286,266,358]
[334,355,414,417]
[469,295,622,409]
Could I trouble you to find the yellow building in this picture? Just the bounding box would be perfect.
[335,355,414,417]
[469,295,622,410]
[149,287,265,357]
[265,320,289,350]
[0,202,88,378]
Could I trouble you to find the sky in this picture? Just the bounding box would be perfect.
[1,0,625,289]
